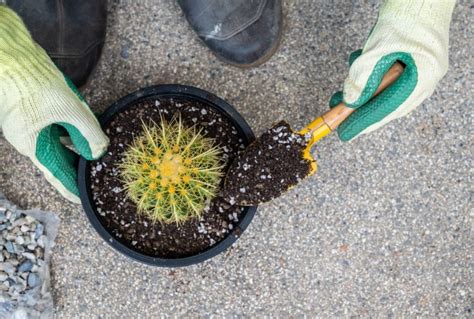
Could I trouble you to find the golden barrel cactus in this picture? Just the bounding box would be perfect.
[120,117,222,224]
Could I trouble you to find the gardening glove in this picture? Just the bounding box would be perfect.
[330,0,455,141]
[0,5,109,203]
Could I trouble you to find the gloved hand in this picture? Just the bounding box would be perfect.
[330,0,455,141]
[0,5,109,203]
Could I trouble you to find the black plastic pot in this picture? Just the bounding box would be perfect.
[78,85,257,267]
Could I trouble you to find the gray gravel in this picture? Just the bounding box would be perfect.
[0,0,472,317]
[0,198,56,317]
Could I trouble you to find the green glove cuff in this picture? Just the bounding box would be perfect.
[330,51,418,141]
[36,124,80,196]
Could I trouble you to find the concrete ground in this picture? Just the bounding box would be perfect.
[1,0,472,317]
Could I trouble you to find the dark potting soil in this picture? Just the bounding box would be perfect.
[89,98,248,258]
[224,121,313,205]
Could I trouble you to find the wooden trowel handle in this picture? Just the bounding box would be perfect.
[322,62,405,130]
[300,62,404,143]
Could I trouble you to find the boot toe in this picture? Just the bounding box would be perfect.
[179,0,282,67]
[204,10,282,67]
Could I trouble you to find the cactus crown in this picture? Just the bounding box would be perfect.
[120,116,223,224]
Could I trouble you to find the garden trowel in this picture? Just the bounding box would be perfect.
[224,62,404,206]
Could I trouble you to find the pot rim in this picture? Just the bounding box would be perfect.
[78,84,257,267]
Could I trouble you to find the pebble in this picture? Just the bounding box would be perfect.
[18,260,33,273]
[37,236,45,248]
[5,241,15,253]
[22,252,36,261]
[14,244,25,254]
[1,262,15,275]
[15,236,24,245]
[27,273,40,288]
[34,224,43,240]
[25,216,35,224]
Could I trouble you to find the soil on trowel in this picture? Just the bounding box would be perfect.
[89,98,249,258]
[224,121,313,205]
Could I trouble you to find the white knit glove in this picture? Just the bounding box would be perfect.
[0,5,109,203]
[330,0,455,141]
